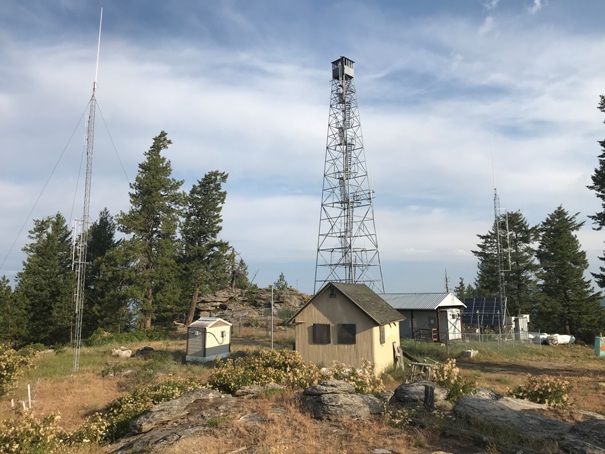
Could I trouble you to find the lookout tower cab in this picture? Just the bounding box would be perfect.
[332,56,355,80]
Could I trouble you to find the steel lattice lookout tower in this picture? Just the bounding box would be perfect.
[314,57,384,293]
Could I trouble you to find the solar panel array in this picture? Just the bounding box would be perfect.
[462,298,504,327]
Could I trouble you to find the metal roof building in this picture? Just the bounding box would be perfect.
[381,292,465,311]
[381,293,465,342]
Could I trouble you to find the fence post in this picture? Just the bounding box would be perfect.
[424,384,435,412]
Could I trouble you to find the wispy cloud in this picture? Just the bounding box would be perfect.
[479,15,496,35]
[1,1,604,293]
[484,0,500,11]
[528,0,544,15]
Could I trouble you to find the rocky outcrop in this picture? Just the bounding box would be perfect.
[453,394,605,454]
[112,387,277,454]
[234,382,286,398]
[453,395,567,438]
[195,287,310,318]
[109,380,605,454]
[130,388,224,434]
[300,380,385,420]
[389,380,448,410]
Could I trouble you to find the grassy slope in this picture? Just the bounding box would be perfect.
[1,332,604,453]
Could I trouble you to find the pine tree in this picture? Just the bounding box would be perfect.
[117,131,184,329]
[83,208,124,336]
[453,277,475,301]
[535,206,604,342]
[472,211,538,315]
[0,276,28,345]
[587,94,605,287]
[181,171,230,325]
[14,213,73,345]
[231,255,251,290]
[274,272,289,290]
[93,242,136,333]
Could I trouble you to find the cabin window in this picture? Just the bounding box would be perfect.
[312,323,331,344]
[329,288,336,298]
[337,324,356,344]
[379,325,386,344]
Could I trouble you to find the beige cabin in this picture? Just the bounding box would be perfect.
[287,282,404,375]
[186,317,232,363]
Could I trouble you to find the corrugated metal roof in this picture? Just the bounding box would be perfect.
[189,317,232,329]
[380,293,466,310]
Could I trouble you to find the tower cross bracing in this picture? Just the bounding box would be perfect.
[314,57,384,293]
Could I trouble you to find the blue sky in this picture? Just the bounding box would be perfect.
[2,0,605,294]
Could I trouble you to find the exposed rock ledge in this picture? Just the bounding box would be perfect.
[453,394,605,454]
[108,381,605,454]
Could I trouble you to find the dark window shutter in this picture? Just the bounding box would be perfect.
[379,325,386,344]
[312,323,331,344]
[337,324,356,344]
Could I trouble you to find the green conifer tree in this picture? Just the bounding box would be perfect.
[83,208,126,335]
[0,276,28,345]
[535,206,603,341]
[587,94,605,288]
[117,131,184,329]
[14,213,73,345]
[181,171,231,325]
[473,211,539,315]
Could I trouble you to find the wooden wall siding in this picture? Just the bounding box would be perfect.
[294,291,394,372]
[369,321,401,373]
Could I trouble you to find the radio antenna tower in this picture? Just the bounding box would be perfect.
[72,8,103,372]
[314,57,384,293]
[492,139,511,324]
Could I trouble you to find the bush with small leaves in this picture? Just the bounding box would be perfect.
[511,374,570,408]
[0,344,36,397]
[319,360,384,394]
[75,377,200,443]
[432,358,476,403]
[208,349,320,394]
[0,412,70,453]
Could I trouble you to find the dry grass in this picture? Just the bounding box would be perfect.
[451,344,605,413]
[160,394,431,454]
[2,335,605,453]
[0,370,123,433]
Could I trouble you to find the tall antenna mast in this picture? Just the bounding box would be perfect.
[314,56,384,293]
[73,7,102,372]
[492,137,510,324]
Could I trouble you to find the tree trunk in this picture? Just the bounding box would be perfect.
[186,286,199,326]
[144,288,153,330]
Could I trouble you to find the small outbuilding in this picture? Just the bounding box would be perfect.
[186,317,232,363]
[287,282,404,375]
[381,293,465,342]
